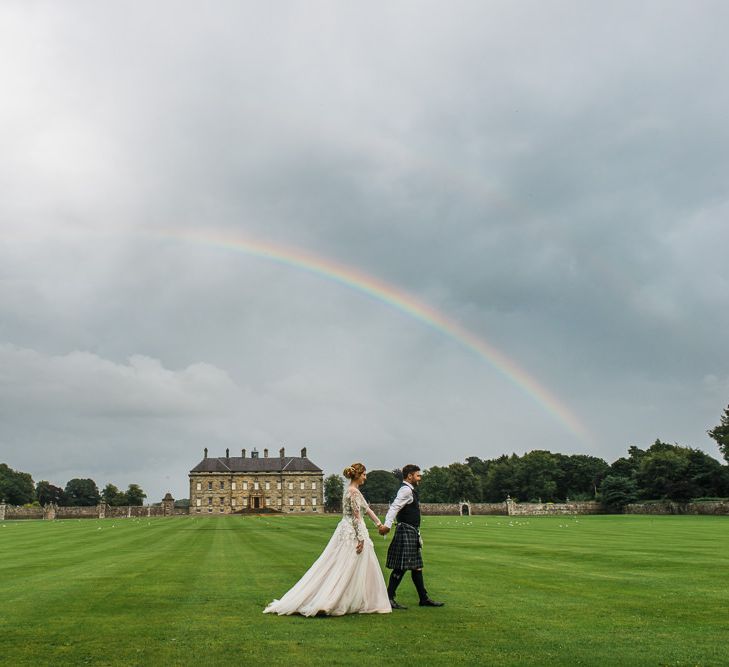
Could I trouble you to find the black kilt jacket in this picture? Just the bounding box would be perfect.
[386,522,423,570]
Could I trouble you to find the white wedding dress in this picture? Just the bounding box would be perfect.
[264,486,391,616]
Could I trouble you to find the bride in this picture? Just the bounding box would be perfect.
[264,462,391,616]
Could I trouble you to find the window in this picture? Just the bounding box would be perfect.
[288,482,293,490]
[277,498,282,506]
[196,482,201,491]
[242,498,248,507]
[208,508,212,513]
[254,482,259,490]
[220,508,224,513]
[289,497,294,506]
[277,482,281,490]
[300,481,305,490]
[220,497,225,505]
[265,497,270,506]
[232,482,236,491]
[300,497,305,506]
[243,481,248,491]
[311,482,317,490]
[196,499,201,507]
[265,481,270,490]
[208,497,212,505]
[208,482,212,491]
[312,497,317,506]
[231,498,236,506]
[220,481,224,490]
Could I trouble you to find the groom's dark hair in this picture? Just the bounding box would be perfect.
[401,464,420,479]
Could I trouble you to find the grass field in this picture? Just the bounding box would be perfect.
[1,514,728,666]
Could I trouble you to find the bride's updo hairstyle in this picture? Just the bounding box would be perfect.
[343,462,366,480]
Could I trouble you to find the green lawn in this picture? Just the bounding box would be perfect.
[1,514,728,666]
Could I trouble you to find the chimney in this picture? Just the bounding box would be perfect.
[301,447,307,458]
[252,448,259,459]
[241,448,246,458]
[264,448,269,458]
[204,447,208,459]
[225,448,230,460]
[279,447,285,458]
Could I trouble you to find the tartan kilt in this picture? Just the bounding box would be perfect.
[386,522,423,570]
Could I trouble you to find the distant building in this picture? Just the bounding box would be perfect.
[189,447,324,514]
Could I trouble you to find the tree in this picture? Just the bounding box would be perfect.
[125,484,146,506]
[101,483,124,506]
[482,455,519,502]
[36,480,65,506]
[514,450,560,502]
[636,448,693,502]
[64,478,100,507]
[0,463,35,505]
[556,454,610,500]
[599,475,638,512]
[445,463,481,502]
[324,474,344,512]
[465,456,490,478]
[419,466,451,503]
[685,448,728,498]
[361,470,400,504]
[708,404,729,464]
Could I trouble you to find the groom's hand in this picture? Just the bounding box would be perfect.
[378,525,390,535]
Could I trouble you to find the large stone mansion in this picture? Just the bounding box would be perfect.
[189,447,324,514]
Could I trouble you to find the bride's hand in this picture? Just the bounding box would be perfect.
[356,540,364,554]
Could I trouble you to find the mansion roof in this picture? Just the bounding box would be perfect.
[190,456,322,475]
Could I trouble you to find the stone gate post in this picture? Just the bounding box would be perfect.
[162,492,175,517]
[0,504,5,521]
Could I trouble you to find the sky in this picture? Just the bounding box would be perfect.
[2,1,729,502]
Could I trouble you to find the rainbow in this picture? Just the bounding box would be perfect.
[150,228,593,445]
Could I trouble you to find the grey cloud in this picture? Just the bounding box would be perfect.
[2,1,729,500]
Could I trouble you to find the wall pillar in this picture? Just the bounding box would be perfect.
[0,504,5,521]
[44,503,57,520]
[98,504,106,519]
[506,496,517,516]
[162,492,175,517]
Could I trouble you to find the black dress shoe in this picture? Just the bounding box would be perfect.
[419,598,444,607]
[390,599,407,610]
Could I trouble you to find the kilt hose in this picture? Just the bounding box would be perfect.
[386,522,423,570]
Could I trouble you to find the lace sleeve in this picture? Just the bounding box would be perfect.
[344,488,366,541]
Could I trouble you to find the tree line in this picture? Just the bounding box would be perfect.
[324,404,729,511]
[0,465,147,507]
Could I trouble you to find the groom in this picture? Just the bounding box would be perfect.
[378,464,444,609]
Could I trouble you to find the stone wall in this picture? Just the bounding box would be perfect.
[626,500,729,515]
[54,506,101,520]
[1,494,180,521]
[507,499,603,516]
[366,500,728,516]
[3,506,44,520]
[365,500,600,517]
[105,505,167,518]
